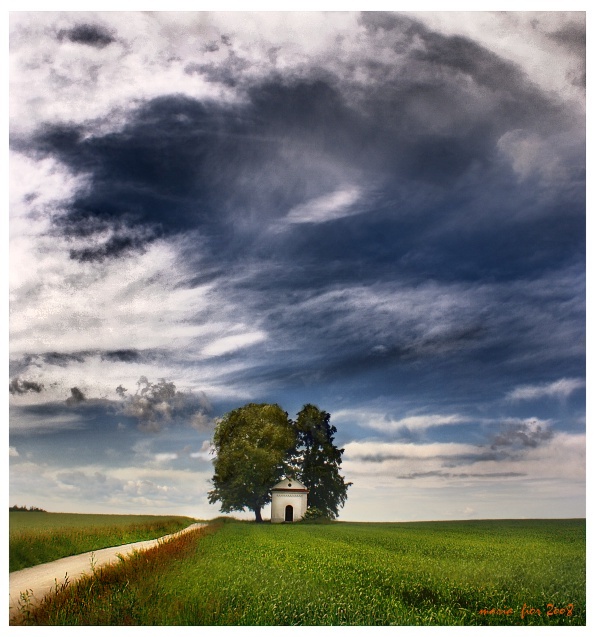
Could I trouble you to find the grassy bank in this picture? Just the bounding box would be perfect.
[11,518,585,626]
[10,511,198,572]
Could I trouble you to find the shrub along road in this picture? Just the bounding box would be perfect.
[9,522,206,620]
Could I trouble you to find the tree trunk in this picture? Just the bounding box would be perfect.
[254,507,263,523]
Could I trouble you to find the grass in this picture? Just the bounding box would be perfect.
[9,511,198,572]
[11,517,585,626]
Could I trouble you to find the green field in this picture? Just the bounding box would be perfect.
[11,518,585,626]
[9,511,198,572]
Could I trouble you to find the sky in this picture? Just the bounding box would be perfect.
[8,9,586,522]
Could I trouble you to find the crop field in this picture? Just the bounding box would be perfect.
[11,517,585,626]
[9,511,198,572]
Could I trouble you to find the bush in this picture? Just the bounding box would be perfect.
[9,505,47,512]
[300,507,332,523]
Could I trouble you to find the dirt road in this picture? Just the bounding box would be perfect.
[9,522,206,621]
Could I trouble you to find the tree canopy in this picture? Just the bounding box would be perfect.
[291,404,352,519]
[208,402,351,521]
[207,403,295,523]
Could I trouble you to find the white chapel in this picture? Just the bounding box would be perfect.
[270,477,308,523]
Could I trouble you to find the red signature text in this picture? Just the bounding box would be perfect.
[546,603,574,617]
[478,608,513,616]
[478,603,575,619]
[520,604,541,619]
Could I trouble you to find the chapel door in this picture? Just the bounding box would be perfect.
[285,504,293,522]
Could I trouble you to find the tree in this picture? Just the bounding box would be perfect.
[208,403,296,523]
[291,404,352,519]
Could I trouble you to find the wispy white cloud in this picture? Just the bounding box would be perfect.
[285,280,485,353]
[506,378,585,402]
[201,330,267,357]
[190,440,214,461]
[154,453,178,463]
[334,408,468,432]
[9,12,234,138]
[9,237,213,357]
[9,198,271,404]
[285,186,362,224]
[498,130,563,180]
[344,440,477,461]
[9,410,86,433]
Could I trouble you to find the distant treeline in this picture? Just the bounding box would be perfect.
[9,505,47,512]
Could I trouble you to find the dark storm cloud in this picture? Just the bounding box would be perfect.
[548,21,586,56]
[358,11,410,33]
[10,383,209,436]
[118,377,183,432]
[43,351,88,366]
[11,349,152,371]
[548,22,586,88]
[395,470,526,480]
[358,12,562,130]
[186,50,253,87]
[491,420,554,450]
[69,233,150,263]
[9,378,44,395]
[21,81,363,260]
[117,377,213,433]
[352,449,506,466]
[57,24,116,48]
[223,258,582,406]
[14,13,582,278]
[66,386,86,405]
[101,350,142,363]
[9,356,36,378]
[414,32,527,94]
[316,323,488,377]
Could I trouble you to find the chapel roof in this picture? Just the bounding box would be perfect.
[271,477,308,491]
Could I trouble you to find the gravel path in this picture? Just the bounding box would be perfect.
[9,522,206,621]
